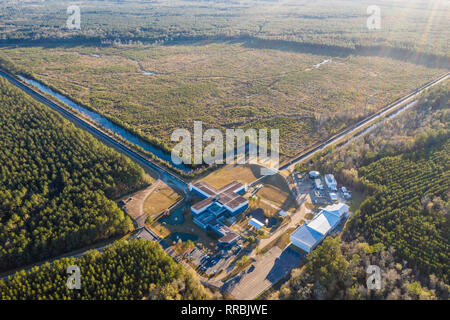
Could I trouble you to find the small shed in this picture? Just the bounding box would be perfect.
[309,171,320,179]
[329,192,338,202]
[248,218,265,230]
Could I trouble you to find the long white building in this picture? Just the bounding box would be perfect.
[290,203,349,252]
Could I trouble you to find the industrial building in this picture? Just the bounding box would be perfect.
[314,178,324,190]
[309,171,320,179]
[324,174,337,191]
[290,203,349,252]
[191,180,248,216]
[190,180,247,245]
[248,218,265,230]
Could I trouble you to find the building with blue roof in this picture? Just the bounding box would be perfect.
[289,224,324,253]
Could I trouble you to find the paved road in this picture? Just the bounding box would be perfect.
[132,227,161,242]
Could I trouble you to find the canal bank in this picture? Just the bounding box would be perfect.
[0,69,189,194]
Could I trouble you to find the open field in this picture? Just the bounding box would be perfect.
[255,174,297,212]
[144,184,181,217]
[0,40,446,159]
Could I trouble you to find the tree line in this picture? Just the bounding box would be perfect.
[285,82,449,299]
[0,78,149,272]
[276,237,449,300]
[0,239,210,300]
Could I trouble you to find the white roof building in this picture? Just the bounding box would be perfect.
[324,174,337,191]
[290,225,323,253]
[278,210,288,218]
[341,187,351,199]
[308,211,341,235]
[329,192,338,202]
[290,203,349,252]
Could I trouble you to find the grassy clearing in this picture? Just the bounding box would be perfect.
[144,184,181,217]
[0,41,444,158]
[260,227,296,255]
[348,189,367,213]
[199,164,263,188]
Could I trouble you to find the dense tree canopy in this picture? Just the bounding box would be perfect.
[0,78,149,272]
[0,239,209,300]
[284,83,449,299]
[349,136,449,281]
[278,238,449,300]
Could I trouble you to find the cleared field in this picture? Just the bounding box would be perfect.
[0,40,445,159]
[144,184,181,217]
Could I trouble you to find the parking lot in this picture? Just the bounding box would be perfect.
[184,243,244,277]
[223,245,304,300]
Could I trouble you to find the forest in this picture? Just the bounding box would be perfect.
[349,136,449,281]
[0,78,150,272]
[284,82,449,299]
[0,239,210,300]
[0,0,448,58]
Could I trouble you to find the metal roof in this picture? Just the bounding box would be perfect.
[308,211,341,235]
[290,224,323,249]
[248,218,265,229]
[192,180,247,212]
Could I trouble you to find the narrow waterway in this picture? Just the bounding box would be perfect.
[18,75,192,173]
